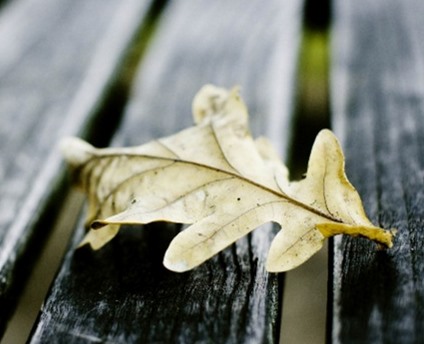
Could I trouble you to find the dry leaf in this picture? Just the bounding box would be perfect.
[60,85,394,272]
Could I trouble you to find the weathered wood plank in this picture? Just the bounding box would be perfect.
[0,0,152,336]
[330,1,424,342]
[30,0,304,342]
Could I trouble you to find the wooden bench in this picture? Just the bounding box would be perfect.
[0,0,423,342]
[330,0,424,342]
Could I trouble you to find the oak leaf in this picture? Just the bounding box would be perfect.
[61,85,394,272]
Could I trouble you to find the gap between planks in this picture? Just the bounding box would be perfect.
[1,191,84,344]
[279,16,331,344]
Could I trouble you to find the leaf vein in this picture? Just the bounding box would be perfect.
[85,153,342,224]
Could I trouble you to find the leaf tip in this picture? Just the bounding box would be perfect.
[60,136,95,167]
[266,226,326,273]
[77,224,121,251]
[316,128,338,142]
[163,257,190,273]
[191,83,248,127]
[265,260,288,273]
[381,228,396,248]
[192,84,229,124]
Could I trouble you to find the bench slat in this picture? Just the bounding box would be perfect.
[29,1,304,342]
[0,0,152,336]
[330,1,424,342]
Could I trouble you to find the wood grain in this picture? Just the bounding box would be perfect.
[330,1,424,342]
[30,1,304,342]
[0,0,151,336]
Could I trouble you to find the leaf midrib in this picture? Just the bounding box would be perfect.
[85,153,344,224]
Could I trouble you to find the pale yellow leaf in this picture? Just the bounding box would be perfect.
[61,85,394,272]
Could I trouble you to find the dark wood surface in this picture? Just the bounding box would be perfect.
[29,1,304,342]
[330,1,424,342]
[0,0,151,336]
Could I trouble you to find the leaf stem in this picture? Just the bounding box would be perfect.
[316,223,395,248]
